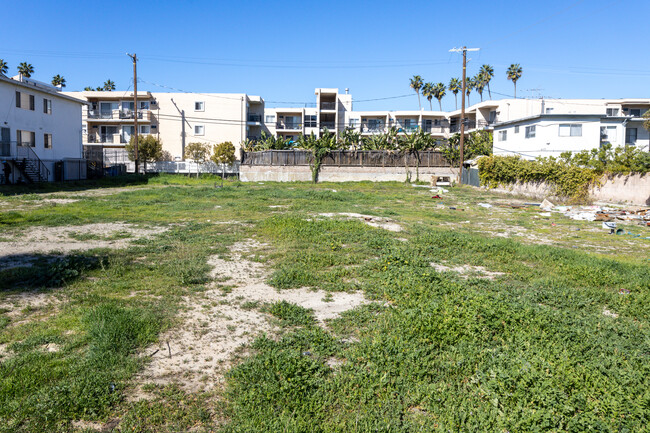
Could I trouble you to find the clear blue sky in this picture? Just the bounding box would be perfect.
[2,0,648,111]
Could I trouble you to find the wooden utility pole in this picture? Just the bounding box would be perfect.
[449,46,479,183]
[127,53,139,174]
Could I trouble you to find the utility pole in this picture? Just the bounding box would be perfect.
[449,46,479,183]
[127,53,139,174]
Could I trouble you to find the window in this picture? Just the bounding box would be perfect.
[348,118,359,128]
[43,98,52,114]
[44,133,52,149]
[305,115,317,128]
[433,119,442,126]
[625,128,637,145]
[15,92,35,110]
[545,108,554,114]
[559,124,582,137]
[525,125,536,138]
[265,115,275,124]
[194,101,204,111]
[139,125,151,134]
[600,126,617,142]
[628,109,641,117]
[498,130,507,141]
[606,108,619,117]
[139,101,150,110]
[514,126,520,133]
[17,130,35,147]
[194,125,204,135]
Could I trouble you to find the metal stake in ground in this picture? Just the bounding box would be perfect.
[127,53,139,174]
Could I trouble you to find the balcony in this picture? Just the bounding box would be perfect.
[320,121,336,130]
[361,124,386,134]
[450,120,477,133]
[320,102,336,110]
[397,123,420,133]
[85,134,127,144]
[87,109,152,122]
[276,122,302,130]
[248,114,262,123]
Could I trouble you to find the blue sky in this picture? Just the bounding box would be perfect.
[2,0,648,111]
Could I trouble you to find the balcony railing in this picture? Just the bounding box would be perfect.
[248,114,262,122]
[320,102,336,110]
[361,124,386,134]
[86,134,127,144]
[450,120,477,133]
[87,109,150,120]
[320,122,336,130]
[276,122,302,130]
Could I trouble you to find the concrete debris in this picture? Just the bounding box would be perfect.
[540,199,555,211]
[478,203,493,208]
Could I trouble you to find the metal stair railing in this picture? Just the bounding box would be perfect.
[16,144,50,182]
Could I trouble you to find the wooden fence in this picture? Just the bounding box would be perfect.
[241,150,451,168]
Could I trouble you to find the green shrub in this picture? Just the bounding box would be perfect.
[267,301,316,327]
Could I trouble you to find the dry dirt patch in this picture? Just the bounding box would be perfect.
[0,223,169,266]
[430,262,506,280]
[319,212,402,232]
[136,239,367,394]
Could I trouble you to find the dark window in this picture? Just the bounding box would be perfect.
[29,95,35,111]
[629,109,641,117]
[15,91,21,108]
[625,128,637,145]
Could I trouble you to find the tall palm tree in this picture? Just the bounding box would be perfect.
[474,73,487,102]
[422,82,434,110]
[465,77,476,106]
[449,78,461,110]
[84,86,94,91]
[479,64,494,99]
[507,64,523,99]
[103,79,116,91]
[51,74,66,88]
[433,82,446,111]
[0,60,8,76]
[410,75,423,110]
[17,62,34,78]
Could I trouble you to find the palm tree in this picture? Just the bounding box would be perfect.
[474,73,487,102]
[449,78,461,110]
[422,82,434,110]
[51,74,66,88]
[0,60,8,76]
[17,62,34,78]
[84,86,94,91]
[465,76,476,106]
[410,75,423,110]
[507,64,523,99]
[433,82,446,111]
[103,79,116,91]
[479,64,494,99]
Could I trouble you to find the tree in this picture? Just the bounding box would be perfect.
[507,64,523,99]
[51,74,66,88]
[83,86,94,91]
[643,110,650,134]
[211,141,236,178]
[297,130,340,183]
[103,79,116,91]
[340,127,361,150]
[185,142,210,176]
[479,64,494,99]
[422,82,434,111]
[449,78,461,110]
[399,128,431,182]
[465,76,476,106]
[17,62,34,78]
[441,130,493,166]
[433,82,446,111]
[410,75,423,110]
[125,135,163,172]
[474,73,487,102]
[0,60,8,75]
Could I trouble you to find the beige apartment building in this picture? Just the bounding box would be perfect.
[65,90,264,160]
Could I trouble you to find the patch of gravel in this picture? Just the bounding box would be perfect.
[0,223,169,266]
[136,239,368,394]
[318,212,403,232]
[430,262,506,280]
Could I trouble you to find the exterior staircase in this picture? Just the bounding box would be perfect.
[15,145,50,183]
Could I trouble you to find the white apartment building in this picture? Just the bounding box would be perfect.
[65,91,264,160]
[1,74,86,182]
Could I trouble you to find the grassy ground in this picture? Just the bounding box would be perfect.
[0,174,648,432]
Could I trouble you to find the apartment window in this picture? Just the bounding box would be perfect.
[348,118,359,128]
[600,126,617,142]
[44,133,52,149]
[265,115,275,124]
[545,108,554,114]
[498,130,507,141]
[15,92,35,110]
[194,101,204,111]
[525,125,536,138]
[625,128,637,145]
[433,119,442,126]
[559,124,582,137]
[606,108,619,117]
[514,126,520,133]
[194,125,204,135]
[139,125,151,134]
[43,98,52,114]
[139,101,150,110]
[305,115,317,128]
[17,130,35,147]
